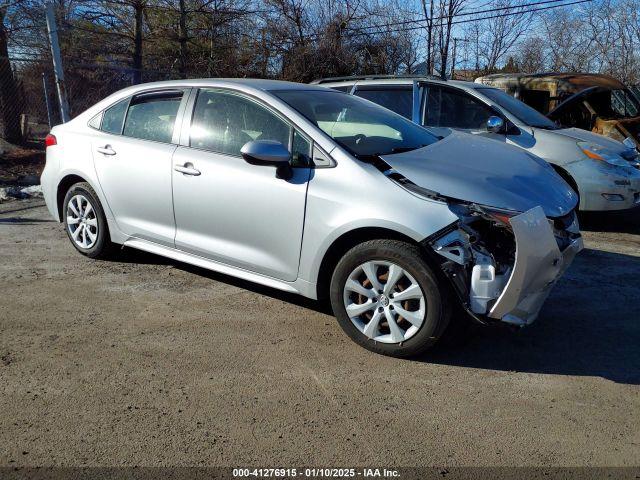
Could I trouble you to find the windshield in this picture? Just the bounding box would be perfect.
[274,89,438,157]
[609,89,640,118]
[478,87,559,129]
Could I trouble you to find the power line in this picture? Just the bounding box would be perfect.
[347,0,580,32]
[343,0,593,37]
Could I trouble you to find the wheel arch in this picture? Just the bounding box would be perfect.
[552,164,580,199]
[56,174,90,222]
[315,226,432,301]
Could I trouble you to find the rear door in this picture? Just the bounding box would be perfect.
[91,89,188,246]
[171,88,312,281]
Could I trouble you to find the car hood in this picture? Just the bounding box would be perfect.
[552,127,629,153]
[380,131,578,217]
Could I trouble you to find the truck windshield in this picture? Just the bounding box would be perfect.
[274,89,438,158]
[478,88,559,129]
[609,89,640,118]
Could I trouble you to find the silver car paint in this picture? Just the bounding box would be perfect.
[91,135,178,247]
[380,131,578,217]
[320,77,640,211]
[41,78,580,329]
[490,206,583,325]
[172,145,312,281]
[41,79,460,300]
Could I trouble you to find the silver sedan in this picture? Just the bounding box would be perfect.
[41,79,581,357]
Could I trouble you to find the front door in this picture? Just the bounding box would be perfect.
[172,88,312,281]
[92,90,185,246]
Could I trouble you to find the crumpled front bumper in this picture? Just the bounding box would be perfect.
[488,206,583,326]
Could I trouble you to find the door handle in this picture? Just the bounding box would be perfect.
[174,163,201,176]
[96,145,116,156]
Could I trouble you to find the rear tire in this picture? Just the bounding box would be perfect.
[329,239,451,358]
[63,182,116,259]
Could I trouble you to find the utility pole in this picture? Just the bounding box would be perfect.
[450,37,459,79]
[45,3,70,123]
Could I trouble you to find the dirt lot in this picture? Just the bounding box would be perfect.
[0,198,639,468]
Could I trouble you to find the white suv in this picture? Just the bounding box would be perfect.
[314,75,640,212]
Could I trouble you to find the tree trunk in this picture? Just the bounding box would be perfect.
[439,6,454,79]
[132,2,143,84]
[0,7,22,144]
[178,0,188,79]
[422,0,434,75]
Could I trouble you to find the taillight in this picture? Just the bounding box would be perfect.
[45,134,57,148]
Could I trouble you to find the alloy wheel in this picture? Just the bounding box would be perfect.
[66,194,98,249]
[343,261,426,344]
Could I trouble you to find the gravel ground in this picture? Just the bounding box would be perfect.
[0,199,639,468]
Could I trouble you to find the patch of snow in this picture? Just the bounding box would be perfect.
[0,184,43,203]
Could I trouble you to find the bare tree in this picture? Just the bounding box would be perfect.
[463,0,532,73]
[516,35,545,73]
[421,0,435,75]
[436,0,465,79]
[541,8,597,72]
[0,0,24,143]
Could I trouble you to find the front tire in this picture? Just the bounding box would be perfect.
[63,182,115,259]
[329,239,451,357]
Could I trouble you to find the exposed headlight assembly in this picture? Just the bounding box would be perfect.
[578,141,631,167]
[448,201,521,229]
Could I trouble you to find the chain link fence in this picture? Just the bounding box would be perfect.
[0,56,54,145]
[0,55,182,146]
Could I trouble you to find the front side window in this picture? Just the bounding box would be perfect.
[478,87,558,129]
[101,98,129,135]
[424,86,496,130]
[355,88,413,120]
[274,89,438,158]
[190,89,290,156]
[122,91,183,143]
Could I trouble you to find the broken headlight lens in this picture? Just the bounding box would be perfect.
[449,201,520,228]
[477,205,521,227]
[578,141,631,167]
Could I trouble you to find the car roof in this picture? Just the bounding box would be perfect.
[314,76,487,90]
[475,72,626,91]
[71,78,340,125]
[116,78,331,95]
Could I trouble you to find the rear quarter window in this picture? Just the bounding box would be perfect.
[101,99,129,135]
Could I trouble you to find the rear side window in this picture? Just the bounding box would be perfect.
[101,99,129,134]
[355,88,413,119]
[329,85,352,93]
[122,91,183,143]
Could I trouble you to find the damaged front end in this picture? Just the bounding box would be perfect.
[426,201,583,327]
[376,134,583,327]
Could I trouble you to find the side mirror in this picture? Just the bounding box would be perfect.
[241,140,292,180]
[486,116,505,134]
